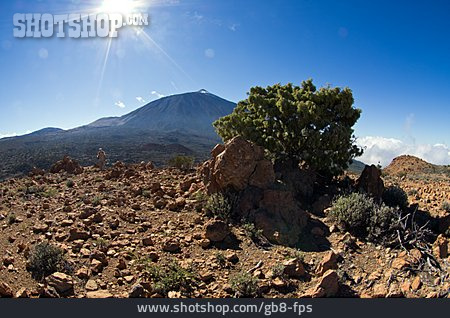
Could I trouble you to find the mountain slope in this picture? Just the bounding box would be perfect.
[85,90,236,137]
[0,90,236,180]
[384,155,450,176]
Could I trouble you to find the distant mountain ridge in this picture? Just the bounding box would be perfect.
[0,90,237,180]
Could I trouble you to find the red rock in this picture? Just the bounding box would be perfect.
[86,290,113,298]
[391,257,408,270]
[204,219,230,242]
[199,136,273,193]
[0,282,13,298]
[317,251,338,275]
[45,272,74,296]
[411,276,422,291]
[142,237,154,246]
[304,270,339,298]
[433,234,448,259]
[68,228,90,241]
[162,240,180,253]
[282,258,305,278]
[356,165,384,200]
[49,156,83,175]
[372,284,388,298]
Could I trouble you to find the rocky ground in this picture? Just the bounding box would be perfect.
[0,152,449,298]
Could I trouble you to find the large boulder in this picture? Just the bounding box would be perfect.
[274,159,316,198]
[199,136,275,193]
[356,165,384,200]
[198,137,309,247]
[50,156,83,175]
[253,189,308,246]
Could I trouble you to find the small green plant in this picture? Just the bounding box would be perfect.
[144,261,197,296]
[382,186,408,209]
[242,222,263,241]
[229,271,259,297]
[270,263,286,278]
[215,252,227,267]
[142,190,151,198]
[397,171,407,179]
[205,193,233,221]
[193,190,206,202]
[92,196,102,207]
[42,187,58,198]
[168,156,194,170]
[442,201,450,213]
[286,249,305,262]
[94,238,109,251]
[27,242,70,280]
[66,179,75,188]
[407,188,418,196]
[7,212,16,225]
[25,185,40,195]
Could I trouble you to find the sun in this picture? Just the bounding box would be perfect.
[98,0,139,15]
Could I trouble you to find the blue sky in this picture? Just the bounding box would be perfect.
[0,0,449,165]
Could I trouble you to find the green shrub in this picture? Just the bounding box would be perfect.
[7,212,16,225]
[367,204,397,242]
[329,192,375,233]
[142,190,151,198]
[66,179,75,188]
[229,271,259,297]
[382,186,408,209]
[205,193,233,221]
[330,192,397,242]
[92,196,102,207]
[270,263,286,278]
[27,242,70,280]
[193,190,207,202]
[215,252,227,267]
[213,80,363,178]
[144,262,196,296]
[242,222,263,241]
[286,249,305,262]
[442,201,450,213]
[94,238,109,252]
[168,156,194,170]
[42,187,58,198]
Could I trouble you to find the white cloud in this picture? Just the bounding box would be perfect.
[205,48,215,58]
[0,132,18,139]
[151,91,165,99]
[193,11,203,21]
[357,136,450,167]
[38,48,48,59]
[229,23,239,31]
[136,96,146,103]
[114,101,126,108]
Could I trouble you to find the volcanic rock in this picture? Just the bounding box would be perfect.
[356,165,384,200]
[50,156,83,175]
